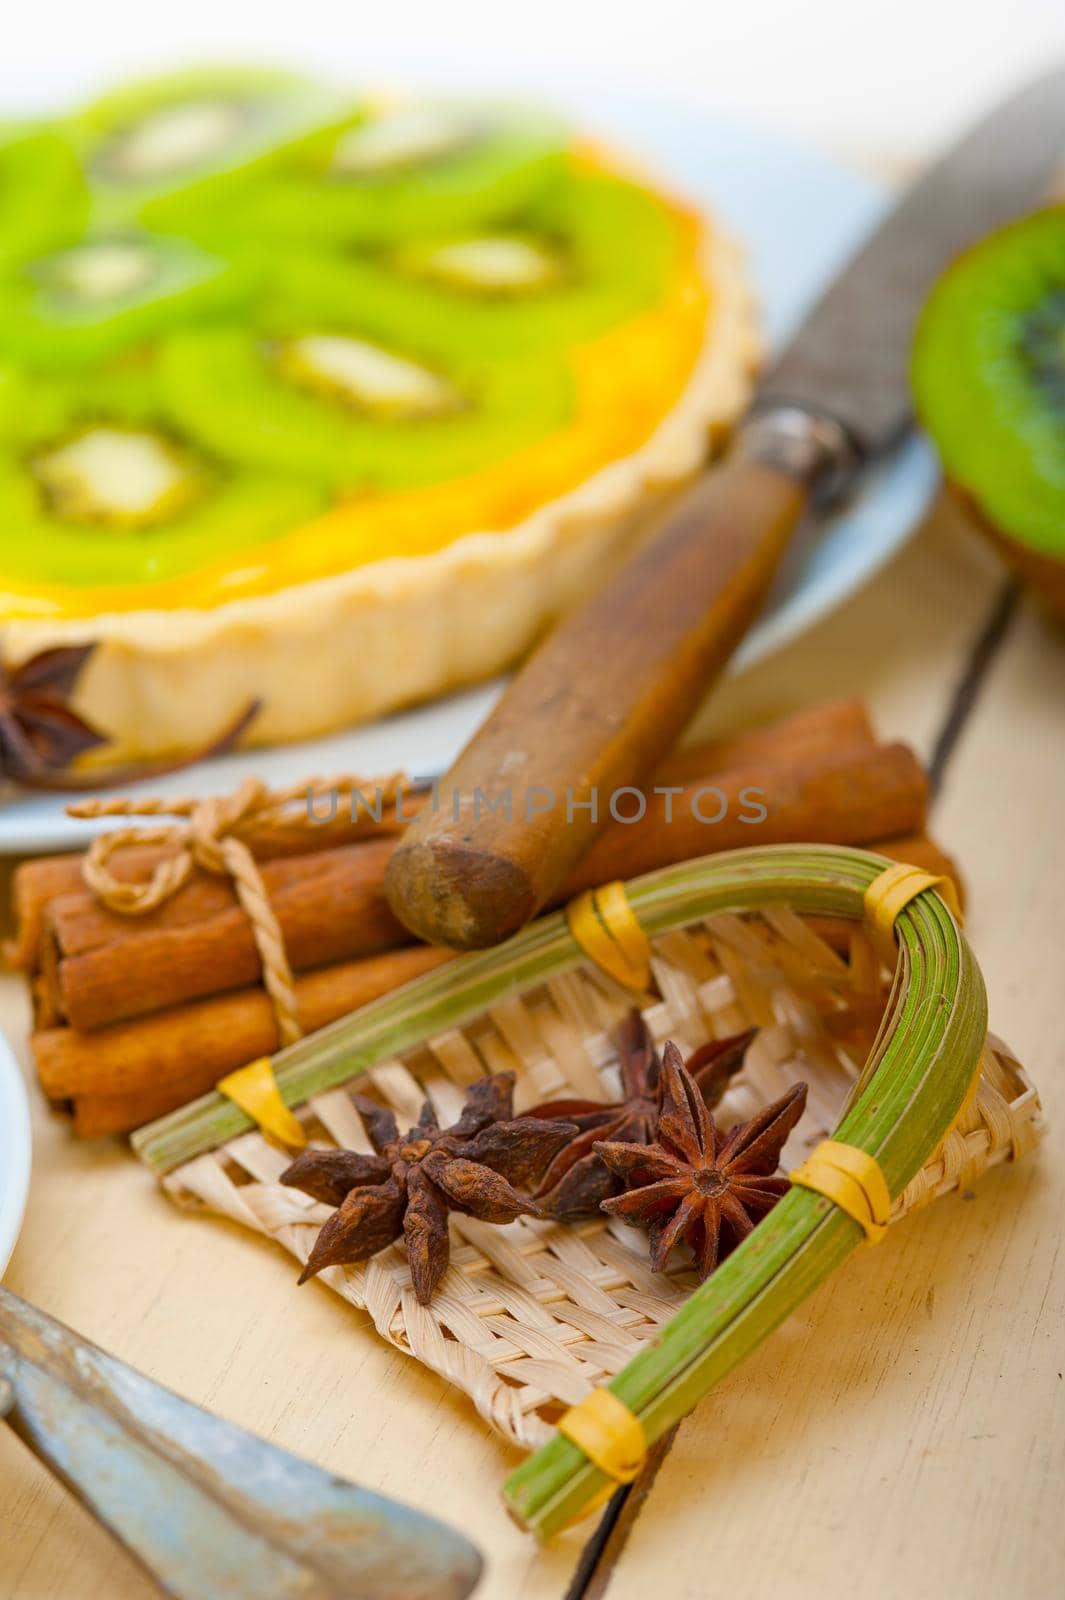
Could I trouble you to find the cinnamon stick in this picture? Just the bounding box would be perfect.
[563,741,927,891]
[57,825,961,1136]
[36,943,453,1105]
[45,838,404,1030]
[4,803,409,972]
[654,698,874,787]
[39,739,925,1032]
[8,699,874,972]
[30,848,348,1038]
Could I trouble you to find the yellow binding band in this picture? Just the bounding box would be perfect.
[864,862,963,965]
[566,881,653,993]
[217,1057,307,1149]
[789,1139,892,1244]
[558,1387,647,1486]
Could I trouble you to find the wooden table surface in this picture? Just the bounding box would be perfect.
[1,493,1062,1600]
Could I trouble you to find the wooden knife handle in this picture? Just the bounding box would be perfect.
[385,452,809,948]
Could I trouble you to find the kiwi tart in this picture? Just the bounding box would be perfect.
[0,70,756,758]
[913,207,1065,618]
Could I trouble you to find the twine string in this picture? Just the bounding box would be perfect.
[70,772,409,1048]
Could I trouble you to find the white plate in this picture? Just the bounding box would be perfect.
[0,1038,31,1276]
[0,100,938,855]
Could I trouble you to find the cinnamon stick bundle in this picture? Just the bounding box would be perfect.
[10,697,966,1137]
[5,792,413,973]
[37,828,961,1136]
[10,698,876,973]
[35,944,453,1126]
[34,739,924,1032]
[43,839,403,1031]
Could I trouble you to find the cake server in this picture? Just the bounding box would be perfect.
[0,1287,481,1600]
[385,66,1065,950]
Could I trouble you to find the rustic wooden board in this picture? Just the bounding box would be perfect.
[1,502,1061,1600]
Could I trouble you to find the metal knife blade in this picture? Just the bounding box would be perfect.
[384,66,1065,952]
[0,1288,482,1600]
[759,65,1065,456]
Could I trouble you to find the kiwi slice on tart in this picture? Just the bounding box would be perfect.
[160,321,574,491]
[0,369,325,591]
[271,168,681,368]
[0,122,89,265]
[72,66,353,227]
[913,207,1065,613]
[0,230,255,371]
[225,99,568,246]
[0,436,323,592]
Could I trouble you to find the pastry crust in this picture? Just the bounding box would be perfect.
[3,228,757,757]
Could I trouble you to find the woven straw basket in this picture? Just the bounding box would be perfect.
[137,845,1042,1532]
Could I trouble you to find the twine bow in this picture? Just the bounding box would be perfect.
[70,773,410,1048]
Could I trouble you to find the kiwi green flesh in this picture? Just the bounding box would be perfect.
[72,67,355,222]
[0,232,256,370]
[268,171,678,366]
[0,367,325,588]
[912,207,1065,558]
[0,448,324,588]
[1019,290,1065,414]
[203,107,570,246]
[159,324,574,491]
[0,357,162,450]
[0,125,89,265]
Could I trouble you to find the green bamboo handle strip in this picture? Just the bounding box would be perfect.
[132,845,979,1175]
[132,843,986,1539]
[504,873,986,1536]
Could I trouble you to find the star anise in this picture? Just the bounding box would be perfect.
[280,1073,577,1303]
[533,1012,757,1221]
[598,1042,807,1281]
[0,640,261,791]
[0,646,107,782]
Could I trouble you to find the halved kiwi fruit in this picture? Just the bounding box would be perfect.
[223,98,569,246]
[0,122,88,264]
[72,66,353,227]
[270,169,681,367]
[0,230,255,370]
[159,320,574,491]
[0,368,325,590]
[913,207,1065,612]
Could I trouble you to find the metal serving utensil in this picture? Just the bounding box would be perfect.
[0,1287,482,1600]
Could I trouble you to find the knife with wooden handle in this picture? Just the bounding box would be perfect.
[385,67,1065,950]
